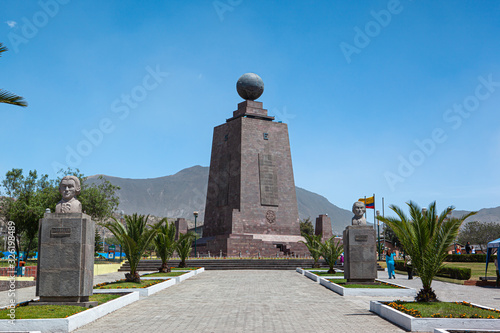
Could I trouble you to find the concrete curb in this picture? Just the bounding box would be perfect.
[320,278,417,297]
[94,279,176,297]
[96,267,205,297]
[370,300,500,331]
[0,291,139,333]
[434,328,500,333]
[298,268,416,296]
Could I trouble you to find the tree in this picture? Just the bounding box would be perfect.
[102,214,161,282]
[457,221,500,252]
[0,169,58,264]
[95,229,103,253]
[321,236,343,274]
[176,232,197,268]
[57,169,120,223]
[154,218,177,272]
[300,217,314,236]
[0,43,27,107]
[300,233,323,268]
[377,201,475,302]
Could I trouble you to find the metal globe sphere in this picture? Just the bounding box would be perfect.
[236,73,264,100]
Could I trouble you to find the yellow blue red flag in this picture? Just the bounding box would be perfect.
[358,196,375,209]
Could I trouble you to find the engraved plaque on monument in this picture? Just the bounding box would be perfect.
[259,153,278,206]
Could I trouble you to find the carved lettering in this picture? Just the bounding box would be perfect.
[354,235,368,242]
[50,227,71,238]
[259,154,278,206]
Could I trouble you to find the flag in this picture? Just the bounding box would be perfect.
[358,196,375,209]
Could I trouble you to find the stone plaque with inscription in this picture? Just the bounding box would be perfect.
[259,154,278,206]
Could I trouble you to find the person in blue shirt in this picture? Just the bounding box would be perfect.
[386,249,396,279]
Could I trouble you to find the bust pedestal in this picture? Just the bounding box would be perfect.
[35,213,96,307]
[343,225,377,284]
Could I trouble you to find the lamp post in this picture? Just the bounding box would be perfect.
[376,210,381,260]
[193,211,198,257]
[119,210,124,260]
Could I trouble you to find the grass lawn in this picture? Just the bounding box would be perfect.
[329,279,402,288]
[0,294,121,319]
[94,279,164,289]
[380,261,497,284]
[142,271,186,277]
[386,301,500,318]
[314,271,344,276]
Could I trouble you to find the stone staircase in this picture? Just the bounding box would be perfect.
[119,259,335,271]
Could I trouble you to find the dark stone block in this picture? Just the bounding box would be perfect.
[36,213,95,301]
[343,226,377,283]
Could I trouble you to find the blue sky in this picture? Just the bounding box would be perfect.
[1,0,499,216]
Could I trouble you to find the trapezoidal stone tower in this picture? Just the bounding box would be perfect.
[200,73,307,257]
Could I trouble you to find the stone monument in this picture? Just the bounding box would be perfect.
[200,73,307,257]
[343,201,377,283]
[35,177,96,307]
[315,214,333,241]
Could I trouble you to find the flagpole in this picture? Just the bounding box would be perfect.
[364,196,367,220]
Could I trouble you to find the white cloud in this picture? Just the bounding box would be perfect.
[6,21,17,28]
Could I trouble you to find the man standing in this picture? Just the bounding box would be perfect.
[465,242,471,254]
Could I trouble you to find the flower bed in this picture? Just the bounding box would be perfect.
[371,300,500,331]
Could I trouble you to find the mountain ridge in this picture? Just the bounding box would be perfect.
[87,165,353,233]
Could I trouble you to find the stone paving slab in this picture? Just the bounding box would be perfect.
[74,270,406,333]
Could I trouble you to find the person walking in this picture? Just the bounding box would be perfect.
[386,249,396,279]
[495,255,499,288]
[405,253,413,279]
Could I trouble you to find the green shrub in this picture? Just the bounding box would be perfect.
[436,266,471,280]
[445,254,496,262]
[394,260,405,271]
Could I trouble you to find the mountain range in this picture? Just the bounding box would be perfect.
[87,165,353,234]
[87,165,500,233]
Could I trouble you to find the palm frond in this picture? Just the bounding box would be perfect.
[0,89,27,107]
[0,43,7,55]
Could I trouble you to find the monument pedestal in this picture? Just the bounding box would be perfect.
[343,225,377,284]
[36,213,96,307]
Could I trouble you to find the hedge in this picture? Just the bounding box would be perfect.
[393,260,472,280]
[445,254,497,262]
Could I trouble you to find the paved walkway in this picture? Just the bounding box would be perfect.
[74,270,407,333]
[2,269,499,332]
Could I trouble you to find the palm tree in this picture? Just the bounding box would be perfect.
[154,218,177,273]
[377,201,475,302]
[0,43,27,107]
[300,233,323,268]
[321,236,343,274]
[176,232,197,268]
[102,213,161,282]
